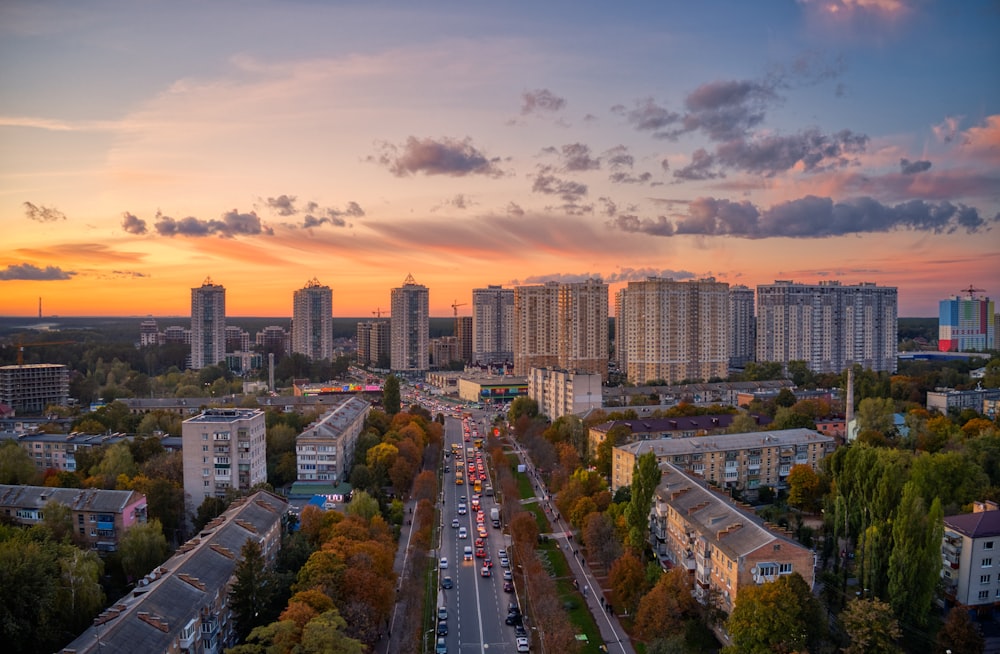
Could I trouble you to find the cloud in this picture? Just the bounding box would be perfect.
[531,174,588,202]
[899,158,931,175]
[714,128,868,176]
[609,171,653,184]
[799,0,914,22]
[959,115,1000,164]
[603,267,697,283]
[520,272,604,284]
[299,202,364,228]
[612,98,680,132]
[151,209,274,238]
[23,202,66,222]
[266,194,298,216]
[506,202,525,217]
[15,243,146,263]
[607,194,998,238]
[932,116,962,143]
[521,89,567,115]
[604,145,634,169]
[673,149,722,180]
[374,136,503,177]
[0,263,76,281]
[121,212,147,234]
[553,143,600,172]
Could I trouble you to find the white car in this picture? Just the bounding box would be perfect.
[440,557,448,569]
[516,636,530,652]
[458,527,468,539]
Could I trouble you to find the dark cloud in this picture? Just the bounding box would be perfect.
[532,174,588,202]
[557,143,600,171]
[607,194,997,239]
[23,202,66,222]
[266,195,298,216]
[609,171,653,184]
[375,136,503,177]
[522,89,567,115]
[111,270,149,278]
[506,202,525,217]
[604,145,634,169]
[0,263,75,281]
[900,158,932,175]
[685,79,776,113]
[660,158,670,171]
[121,212,147,235]
[673,149,722,180]
[300,202,363,229]
[604,267,697,283]
[714,128,868,176]
[153,209,274,238]
[613,98,681,132]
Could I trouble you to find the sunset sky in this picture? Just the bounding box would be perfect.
[2,0,998,318]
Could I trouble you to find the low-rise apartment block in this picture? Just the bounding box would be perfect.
[927,387,1000,415]
[649,464,815,615]
[61,491,287,654]
[588,413,771,459]
[941,500,1000,613]
[612,428,835,497]
[295,396,370,484]
[182,409,267,512]
[528,367,602,420]
[0,484,147,552]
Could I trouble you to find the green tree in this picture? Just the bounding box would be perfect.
[194,496,230,532]
[230,538,279,641]
[723,573,824,654]
[726,411,761,434]
[625,451,660,551]
[119,519,168,582]
[0,440,37,485]
[56,548,105,635]
[41,500,75,544]
[94,440,137,485]
[508,396,539,422]
[774,387,796,408]
[786,464,821,512]
[300,610,365,654]
[0,530,61,653]
[887,483,943,627]
[840,597,901,654]
[345,491,380,521]
[857,397,896,438]
[595,424,631,479]
[382,374,401,415]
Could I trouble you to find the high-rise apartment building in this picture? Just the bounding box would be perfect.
[616,278,729,385]
[756,280,897,374]
[939,292,995,352]
[356,320,391,368]
[455,316,473,364]
[292,278,334,361]
[390,274,430,373]
[190,278,226,370]
[0,364,69,414]
[472,285,514,366]
[139,316,159,347]
[514,280,608,379]
[182,408,267,511]
[729,284,756,367]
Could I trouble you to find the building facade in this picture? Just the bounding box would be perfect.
[61,491,287,654]
[616,278,729,385]
[649,464,816,615]
[295,396,370,484]
[356,320,391,368]
[528,367,603,420]
[942,501,1000,613]
[292,278,334,361]
[390,274,430,373]
[939,294,995,352]
[729,285,756,368]
[612,428,835,495]
[473,285,515,366]
[139,316,160,347]
[456,376,528,404]
[0,363,69,414]
[588,413,771,460]
[927,387,1000,414]
[431,336,461,368]
[190,278,227,370]
[182,409,267,511]
[0,484,147,552]
[513,280,608,379]
[756,280,897,374]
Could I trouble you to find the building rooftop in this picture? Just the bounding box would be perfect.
[618,428,834,457]
[944,510,1000,539]
[183,408,263,424]
[298,396,370,441]
[591,413,770,435]
[0,484,142,514]
[60,491,287,654]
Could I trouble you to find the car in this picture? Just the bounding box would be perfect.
[505,612,522,626]
[508,601,520,613]
[457,503,467,515]
[437,620,448,636]
[443,465,450,472]
[484,556,493,568]
[441,576,453,589]
[481,566,491,577]
[439,557,448,569]
[516,636,530,652]
[503,569,512,580]
[451,519,460,529]
[458,527,467,539]
[492,519,501,528]
[514,623,527,637]
[503,580,514,592]
[464,546,473,560]
[435,636,448,654]
[498,548,507,558]
[459,496,467,503]
[500,557,509,568]
[475,547,486,558]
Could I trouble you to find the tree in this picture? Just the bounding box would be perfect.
[583,512,622,571]
[508,396,539,422]
[595,424,631,479]
[194,496,230,532]
[41,500,75,544]
[56,548,105,635]
[723,573,825,654]
[887,483,943,626]
[119,519,168,581]
[625,451,660,551]
[937,606,985,654]
[840,597,901,654]
[609,551,646,616]
[786,464,821,512]
[774,387,796,408]
[726,411,761,434]
[382,374,401,415]
[0,440,37,485]
[857,397,896,438]
[634,568,698,641]
[345,491,380,521]
[0,530,61,653]
[94,440,137,486]
[230,538,279,641]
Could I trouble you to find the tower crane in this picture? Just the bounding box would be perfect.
[372,308,387,318]
[14,337,75,365]
[959,284,986,300]
[450,300,467,318]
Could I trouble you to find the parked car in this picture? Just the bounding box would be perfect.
[516,636,530,652]
[503,580,514,592]
[441,576,453,589]
[435,637,447,654]
[437,620,448,636]
[439,557,448,569]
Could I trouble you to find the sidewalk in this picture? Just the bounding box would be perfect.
[376,495,421,654]
[515,444,636,654]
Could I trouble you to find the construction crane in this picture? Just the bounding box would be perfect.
[14,337,75,366]
[372,308,387,318]
[960,284,986,300]
[450,300,467,318]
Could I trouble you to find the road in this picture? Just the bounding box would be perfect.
[437,412,521,653]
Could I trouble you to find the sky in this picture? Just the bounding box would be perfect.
[2,0,998,318]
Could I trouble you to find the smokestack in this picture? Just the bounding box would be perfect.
[268,352,275,392]
[38,297,42,319]
[845,366,855,440]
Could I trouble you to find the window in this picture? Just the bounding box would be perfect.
[979,590,990,600]
[984,558,993,568]
[987,541,995,550]
[202,445,208,452]
[779,563,793,574]
[981,574,991,584]
[204,480,210,487]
